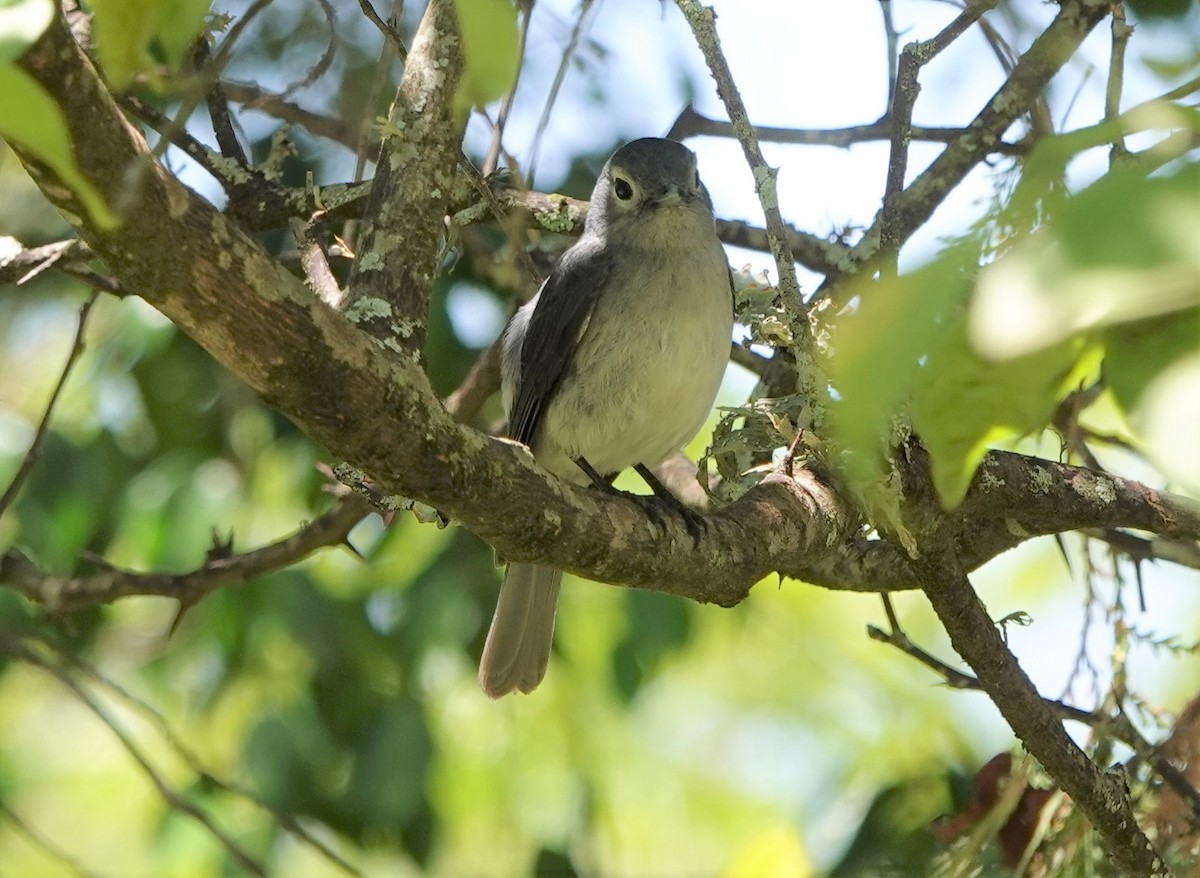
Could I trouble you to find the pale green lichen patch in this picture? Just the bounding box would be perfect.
[356,251,384,272]
[752,165,779,210]
[1091,475,1117,504]
[345,296,392,323]
[1028,466,1054,494]
[979,468,1006,491]
[539,197,581,233]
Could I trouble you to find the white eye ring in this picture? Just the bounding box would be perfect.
[613,177,634,200]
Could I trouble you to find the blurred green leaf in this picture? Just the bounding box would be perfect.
[155,0,210,66]
[89,0,210,87]
[454,0,520,116]
[89,0,159,89]
[1103,310,1200,412]
[827,245,975,493]
[971,164,1200,361]
[1125,0,1195,20]
[914,329,1096,507]
[0,65,115,228]
[611,589,692,700]
[0,0,53,63]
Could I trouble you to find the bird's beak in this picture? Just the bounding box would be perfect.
[657,184,685,205]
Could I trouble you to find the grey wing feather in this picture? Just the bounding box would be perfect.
[508,237,612,446]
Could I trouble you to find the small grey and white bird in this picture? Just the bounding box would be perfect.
[480,137,734,698]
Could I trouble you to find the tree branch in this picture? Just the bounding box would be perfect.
[342,0,463,356]
[827,0,1113,291]
[1,495,370,613]
[8,2,1194,652]
[899,444,1171,875]
[668,103,1027,156]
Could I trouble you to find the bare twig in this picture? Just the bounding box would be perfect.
[1,634,268,876]
[526,0,596,185]
[1105,4,1133,163]
[0,801,100,878]
[46,638,362,876]
[1,496,371,613]
[483,1,531,176]
[222,80,360,149]
[668,105,1027,156]
[443,336,504,423]
[880,1,999,270]
[878,0,901,108]
[870,620,1200,826]
[0,292,97,520]
[191,40,248,165]
[290,211,344,308]
[357,0,407,57]
[825,0,1112,295]
[673,1,803,321]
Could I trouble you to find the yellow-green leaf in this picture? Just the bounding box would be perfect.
[89,0,210,88]
[0,64,116,228]
[89,0,159,89]
[454,0,520,117]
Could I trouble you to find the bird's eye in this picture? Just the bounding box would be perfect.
[613,177,634,200]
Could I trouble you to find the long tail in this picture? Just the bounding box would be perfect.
[478,563,562,698]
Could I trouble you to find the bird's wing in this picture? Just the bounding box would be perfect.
[508,236,612,447]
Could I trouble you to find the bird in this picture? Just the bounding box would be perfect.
[479,137,734,697]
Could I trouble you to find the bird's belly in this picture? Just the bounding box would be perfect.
[534,274,731,482]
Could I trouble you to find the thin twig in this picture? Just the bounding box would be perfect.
[192,40,248,165]
[880,1,999,270]
[222,80,361,149]
[878,0,901,108]
[1105,4,1133,163]
[527,0,596,185]
[868,622,1200,826]
[483,1,531,175]
[1,495,371,612]
[0,292,97,520]
[668,105,1027,155]
[357,0,408,58]
[672,0,810,389]
[290,210,344,308]
[0,801,101,878]
[443,336,503,423]
[1,635,268,876]
[44,637,362,877]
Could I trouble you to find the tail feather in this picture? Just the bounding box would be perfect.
[478,563,562,698]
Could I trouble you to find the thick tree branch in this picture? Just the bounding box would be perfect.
[342,0,463,356]
[7,11,916,607]
[7,5,1193,631]
[900,444,1171,875]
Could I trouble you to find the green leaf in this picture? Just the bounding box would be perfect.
[1103,310,1200,412]
[828,246,975,490]
[913,328,1098,507]
[454,0,520,116]
[972,163,1200,360]
[89,0,210,88]
[0,0,53,64]
[0,64,115,228]
[154,0,210,66]
[89,0,158,89]
[1125,0,1194,20]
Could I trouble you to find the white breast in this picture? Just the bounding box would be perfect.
[534,209,732,483]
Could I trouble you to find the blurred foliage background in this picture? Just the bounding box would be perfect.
[1,0,1199,875]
